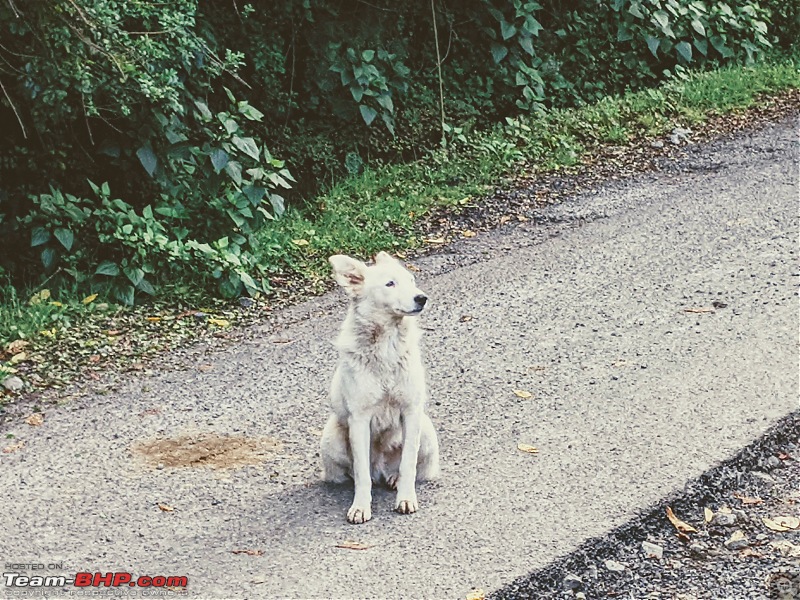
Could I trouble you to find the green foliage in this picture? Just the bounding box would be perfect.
[0,0,794,309]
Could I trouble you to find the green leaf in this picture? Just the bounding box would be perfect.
[523,15,542,36]
[136,278,156,295]
[646,35,661,57]
[518,35,535,56]
[41,247,56,270]
[231,136,260,161]
[652,10,670,29]
[693,37,708,55]
[500,20,517,40]
[361,49,375,62]
[675,41,692,62]
[617,25,633,42]
[238,271,257,291]
[31,227,50,247]
[350,85,364,103]
[95,261,120,277]
[225,161,243,185]
[136,145,158,177]
[238,102,264,121]
[359,105,378,126]
[115,285,135,306]
[124,266,144,287]
[628,2,645,18]
[193,100,213,121]
[376,94,394,112]
[491,43,509,63]
[690,18,705,36]
[210,148,230,173]
[53,228,74,251]
[270,194,286,217]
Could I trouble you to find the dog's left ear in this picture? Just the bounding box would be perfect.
[329,254,367,295]
[374,251,398,266]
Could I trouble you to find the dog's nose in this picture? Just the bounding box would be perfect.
[414,294,428,307]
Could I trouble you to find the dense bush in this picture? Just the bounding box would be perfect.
[0,0,791,303]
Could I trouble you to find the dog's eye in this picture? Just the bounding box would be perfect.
[385,280,396,288]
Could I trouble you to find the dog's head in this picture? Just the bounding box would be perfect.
[329,252,428,316]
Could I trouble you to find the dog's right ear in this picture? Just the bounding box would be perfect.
[329,255,367,295]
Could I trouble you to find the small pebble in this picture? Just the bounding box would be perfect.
[604,560,626,572]
[563,573,583,591]
[713,512,737,526]
[2,376,24,392]
[642,541,664,559]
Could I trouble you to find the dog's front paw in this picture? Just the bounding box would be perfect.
[395,494,418,515]
[347,504,372,524]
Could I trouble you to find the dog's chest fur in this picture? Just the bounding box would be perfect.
[337,312,424,412]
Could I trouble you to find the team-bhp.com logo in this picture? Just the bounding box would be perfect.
[3,571,188,590]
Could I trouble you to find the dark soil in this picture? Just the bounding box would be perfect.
[492,411,800,600]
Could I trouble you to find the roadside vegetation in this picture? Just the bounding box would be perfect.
[0,0,798,394]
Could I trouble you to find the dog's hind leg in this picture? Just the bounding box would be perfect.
[416,413,440,480]
[320,415,351,483]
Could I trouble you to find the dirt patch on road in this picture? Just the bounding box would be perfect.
[132,432,282,470]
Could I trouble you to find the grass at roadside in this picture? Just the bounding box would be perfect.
[1,55,798,397]
[256,55,800,281]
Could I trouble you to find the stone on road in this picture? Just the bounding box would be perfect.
[0,117,797,599]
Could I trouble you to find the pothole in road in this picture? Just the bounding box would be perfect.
[132,433,282,469]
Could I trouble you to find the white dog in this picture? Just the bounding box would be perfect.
[321,251,440,524]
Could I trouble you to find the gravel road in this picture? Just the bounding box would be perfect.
[1,115,797,600]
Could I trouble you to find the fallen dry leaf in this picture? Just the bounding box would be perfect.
[10,352,27,365]
[733,492,762,505]
[513,389,533,399]
[146,316,161,322]
[335,540,372,550]
[424,237,446,245]
[763,516,800,532]
[208,318,230,327]
[82,293,98,305]
[462,230,477,238]
[770,540,800,557]
[405,263,421,272]
[89,355,101,363]
[466,589,486,600]
[517,443,539,454]
[460,315,473,322]
[25,413,44,427]
[666,507,698,533]
[683,307,714,314]
[231,549,264,556]
[6,339,29,354]
[2,441,24,454]
[739,547,763,558]
[777,452,790,460]
[704,507,714,522]
[158,503,175,512]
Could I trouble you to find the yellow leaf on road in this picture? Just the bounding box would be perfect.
[517,443,539,454]
[2,441,24,454]
[25,413,44,427]
[763,516,800,532]
[335,540,372,550]
[703,507,714,522]
[82,293,98,305]
[466,589,486,600]
[513,389,533,399]
[158,503,175,512]
[666,506,698,533]
[208,318,230,327]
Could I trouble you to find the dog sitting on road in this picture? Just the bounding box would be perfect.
[320,252,440,524]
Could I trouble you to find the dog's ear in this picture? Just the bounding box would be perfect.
[329,255,367,294]
[374,251,398,265]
